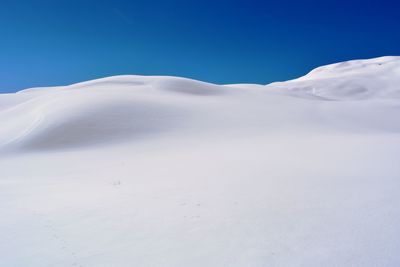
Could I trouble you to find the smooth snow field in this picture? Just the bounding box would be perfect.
[1,56,400,267]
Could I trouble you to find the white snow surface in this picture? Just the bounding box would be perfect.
[1,56,400,267]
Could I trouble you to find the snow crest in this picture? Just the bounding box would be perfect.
[267,56,400,100]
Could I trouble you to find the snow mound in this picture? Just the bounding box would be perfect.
[267,56,400,100]
[18,75,224,96]
[3,76,221,151]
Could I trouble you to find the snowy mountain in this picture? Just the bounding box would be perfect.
[1,56,400,267]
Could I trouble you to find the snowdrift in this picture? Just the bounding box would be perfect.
[268,56,400,100]
[1,56,400,267]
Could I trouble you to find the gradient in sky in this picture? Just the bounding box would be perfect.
[1,0,399,93]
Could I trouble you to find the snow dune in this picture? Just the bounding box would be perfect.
[1,56,400,267]
[268,56,400,100]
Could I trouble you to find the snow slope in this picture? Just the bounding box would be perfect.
[267,56,400,100]
[1,56,400,267]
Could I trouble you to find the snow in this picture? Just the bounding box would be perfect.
[267,56,400,100]
[1,56,400,266]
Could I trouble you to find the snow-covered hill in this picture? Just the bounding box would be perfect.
[267,56,400,100]
[1,56,400,267]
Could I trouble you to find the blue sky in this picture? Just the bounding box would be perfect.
[1,0,399,93]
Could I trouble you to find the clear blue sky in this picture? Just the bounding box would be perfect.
[1,0,399,93]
